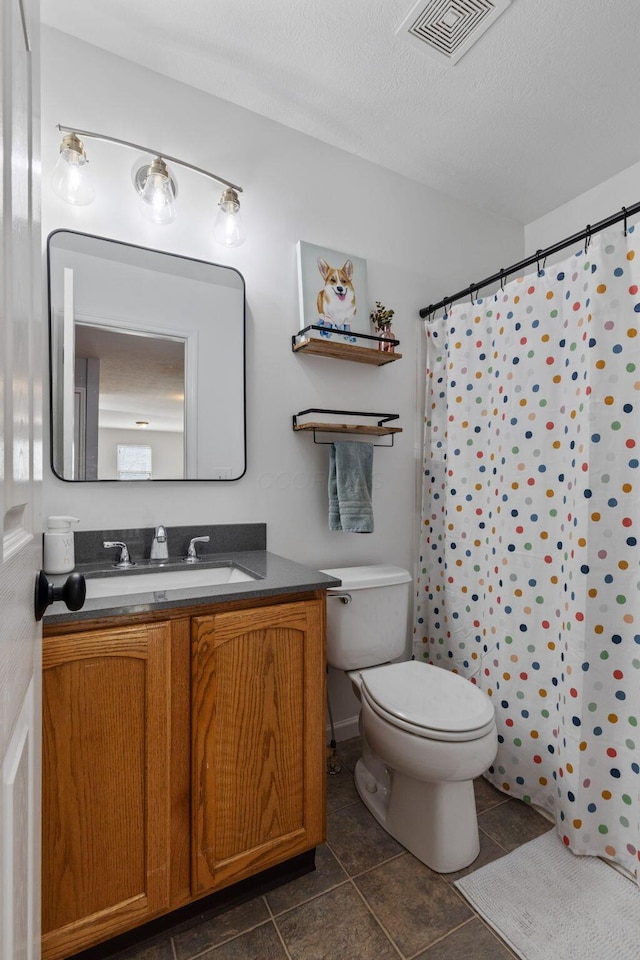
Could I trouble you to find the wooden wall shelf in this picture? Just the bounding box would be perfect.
[293,422,402,437]
[292,326,401,366]
[292,409,402,446]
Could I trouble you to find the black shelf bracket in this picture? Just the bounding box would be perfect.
[291,325,400,350]
[292,408,400,447]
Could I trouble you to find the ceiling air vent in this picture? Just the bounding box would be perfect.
[397,0,511,66]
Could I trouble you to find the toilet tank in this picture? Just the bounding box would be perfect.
[320,565,412,671]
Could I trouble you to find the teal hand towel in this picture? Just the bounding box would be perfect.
[328,440,374,533]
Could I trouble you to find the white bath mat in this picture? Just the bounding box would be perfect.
[455,830,640,960]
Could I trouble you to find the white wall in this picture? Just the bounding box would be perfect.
[41,27,523,733]
[526,160,640,253]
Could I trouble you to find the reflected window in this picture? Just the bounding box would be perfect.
[117,443,152,480]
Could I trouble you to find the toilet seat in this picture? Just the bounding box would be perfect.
[354,661,495,743]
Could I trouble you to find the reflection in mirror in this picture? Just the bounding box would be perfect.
[48,231,246,481]
[74,323,185,479]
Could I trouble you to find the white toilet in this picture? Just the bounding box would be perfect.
[322,564,498,873]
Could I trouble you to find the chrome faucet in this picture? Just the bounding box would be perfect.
[150,525,169,561]
[103,540,135,568]
[184,535,210,563]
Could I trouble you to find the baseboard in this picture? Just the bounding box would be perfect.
[326,715,359,742]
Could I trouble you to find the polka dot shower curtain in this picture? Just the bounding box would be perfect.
[414,224,640,880]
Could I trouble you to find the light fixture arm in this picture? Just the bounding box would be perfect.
[56,124,243,194]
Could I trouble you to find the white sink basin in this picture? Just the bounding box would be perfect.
[85,564,258,599]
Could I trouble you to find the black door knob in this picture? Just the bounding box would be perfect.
[35,570,86,622]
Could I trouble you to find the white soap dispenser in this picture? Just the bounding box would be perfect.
[43,516,79,574]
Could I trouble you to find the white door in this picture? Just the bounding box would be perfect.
[0,0,42,958]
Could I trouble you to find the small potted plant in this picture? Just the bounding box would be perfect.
[370,301,396,352]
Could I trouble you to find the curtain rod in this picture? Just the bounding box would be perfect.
[419,199,640,319]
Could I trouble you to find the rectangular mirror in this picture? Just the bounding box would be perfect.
[48,230,246,481]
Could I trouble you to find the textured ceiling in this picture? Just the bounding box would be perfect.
[41,0,640,223]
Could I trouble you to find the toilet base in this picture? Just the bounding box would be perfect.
[353,756,481,874]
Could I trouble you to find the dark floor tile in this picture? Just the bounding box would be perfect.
[197,921,287,959]
[413,917,516,959]
[265,843,348,915]
[121,941,175,960]
[326,765,359,813]
[173,897,270,959]
[443,830,508,884]
[355,852,472,956]
[276,883,398,960]
[479,798,553,852]
[326,798,403,876]
[474,775,509,813]
[334,736,362,773]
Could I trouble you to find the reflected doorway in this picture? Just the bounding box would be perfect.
[74,323,186,480]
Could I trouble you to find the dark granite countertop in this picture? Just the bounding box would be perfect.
[44,550,342,625]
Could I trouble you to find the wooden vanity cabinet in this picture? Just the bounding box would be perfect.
[41,620,174,960]
[191,598,326,894]
[42,592,326,960]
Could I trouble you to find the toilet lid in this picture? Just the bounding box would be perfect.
[360,661,494,737]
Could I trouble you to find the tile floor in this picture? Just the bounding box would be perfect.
[111,738,553,960]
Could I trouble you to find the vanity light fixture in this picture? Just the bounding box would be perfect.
[213,188,247,248]
[51,132,95,206]
[134,157,177,225]
[52,124,246,246]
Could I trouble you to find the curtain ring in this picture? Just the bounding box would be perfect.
[536,249,543,276]
[470,284,475,306]
[584,224,592,254]
[500,269,506,292]
[622,206,628,237]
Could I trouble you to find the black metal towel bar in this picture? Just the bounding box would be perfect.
[309,433,396,448]
[419,200,640,319]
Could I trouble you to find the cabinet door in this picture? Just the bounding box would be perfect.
[42,622,172,960]
[192,599,325,894]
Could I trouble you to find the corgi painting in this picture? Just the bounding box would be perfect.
[316,258,357,337]
[297,241,368,343]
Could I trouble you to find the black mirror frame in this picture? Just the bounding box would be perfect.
[46,228,247,482]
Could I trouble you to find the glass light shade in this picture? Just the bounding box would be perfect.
[51,138,94,206]
[138,158,176,225]
[213,188,247,247]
